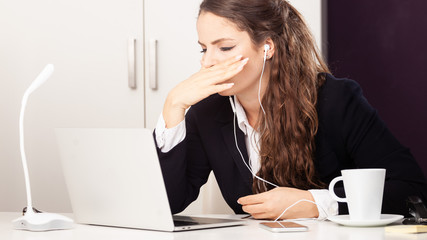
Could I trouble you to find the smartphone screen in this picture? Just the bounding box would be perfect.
[259,221,308,232]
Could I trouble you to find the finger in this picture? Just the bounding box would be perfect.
[202,56,246,73]
[204,57,249,85]
[200,54,243,71]
[206,83,235,95]
[212,54,244,69]
[201,54,246,75]
[250,213,271,220]
[241,203,266,215]
[238,193,267,205]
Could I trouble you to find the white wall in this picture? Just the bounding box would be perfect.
[289,0,325,52]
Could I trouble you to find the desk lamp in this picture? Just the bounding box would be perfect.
[12,64,74,231]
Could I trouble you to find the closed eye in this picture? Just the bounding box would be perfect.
[220,46,235,52]
[200,45,235,54]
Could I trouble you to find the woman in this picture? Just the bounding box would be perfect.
[155,0,427,219]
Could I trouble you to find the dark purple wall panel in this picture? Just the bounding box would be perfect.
[327,0,427,176]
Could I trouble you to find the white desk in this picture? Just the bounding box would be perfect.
[1,212,425,240]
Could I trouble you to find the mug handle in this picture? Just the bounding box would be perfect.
[328,176,347,202]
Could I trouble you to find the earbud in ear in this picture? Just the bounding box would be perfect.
[264,44,270,52]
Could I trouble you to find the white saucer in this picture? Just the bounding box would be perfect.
[328,214,403,227]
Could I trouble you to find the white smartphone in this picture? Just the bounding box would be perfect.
[259,221,308,233]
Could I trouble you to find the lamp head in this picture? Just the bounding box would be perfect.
[25,64,54,96]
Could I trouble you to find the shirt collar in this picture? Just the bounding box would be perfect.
[233,96,254,136]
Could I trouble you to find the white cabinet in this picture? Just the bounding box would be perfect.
[0,0,209,213]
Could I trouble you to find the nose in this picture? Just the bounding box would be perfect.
[200,50,218,68]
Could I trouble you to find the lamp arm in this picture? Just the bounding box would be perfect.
[19,92,33,213]
[18,64,54,214]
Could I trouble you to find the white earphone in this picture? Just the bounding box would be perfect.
[258,44,270,115]
[227,42,275,188]
[264,44,270,60]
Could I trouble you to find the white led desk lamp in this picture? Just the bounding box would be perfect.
[12,64,74,231]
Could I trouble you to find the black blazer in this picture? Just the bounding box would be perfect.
[155,74,427,216]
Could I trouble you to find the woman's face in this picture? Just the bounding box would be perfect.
[197,11,267,97]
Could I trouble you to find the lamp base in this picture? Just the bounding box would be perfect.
[13,211,74,231]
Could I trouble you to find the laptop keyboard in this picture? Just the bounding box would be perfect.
[174,220,199,227]
[173,215,241,227]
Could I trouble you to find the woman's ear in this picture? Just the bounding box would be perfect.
[264,38,275,59]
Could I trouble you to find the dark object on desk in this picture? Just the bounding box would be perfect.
[22,207,42,216]
[403,196,427,225]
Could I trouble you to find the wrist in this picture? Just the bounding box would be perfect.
[305,191,319,218]
[163,94,186,128]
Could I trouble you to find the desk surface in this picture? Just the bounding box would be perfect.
[1,212,425,240]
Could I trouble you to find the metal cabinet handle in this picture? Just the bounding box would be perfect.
[149,39,157,90]
[128,38,136,89]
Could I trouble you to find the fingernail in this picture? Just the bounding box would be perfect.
[237,58,249,71]
[227,83,235,87]
[235,54,243,60]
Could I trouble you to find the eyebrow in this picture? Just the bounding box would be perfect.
[198,38,235,46]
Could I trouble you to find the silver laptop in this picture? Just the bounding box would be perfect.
[55,128,244,232]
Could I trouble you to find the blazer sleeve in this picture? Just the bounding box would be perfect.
[331,78,427,216]
[154,109,212,214]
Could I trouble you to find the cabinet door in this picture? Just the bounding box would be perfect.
[143,0,202,129]
[0,0,144,212]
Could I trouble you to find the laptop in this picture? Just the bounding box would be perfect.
[55,128,244,232]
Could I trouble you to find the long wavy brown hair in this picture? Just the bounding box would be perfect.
[200,0,330,192]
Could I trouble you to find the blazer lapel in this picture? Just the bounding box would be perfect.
[216,99,253,189]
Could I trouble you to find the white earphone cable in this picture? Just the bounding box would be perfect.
[230,101,279,188]
[273,199,328,222]
[229,46,328,222]
[258,47,268,115]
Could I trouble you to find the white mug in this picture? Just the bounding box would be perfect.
[329,169,386,221]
